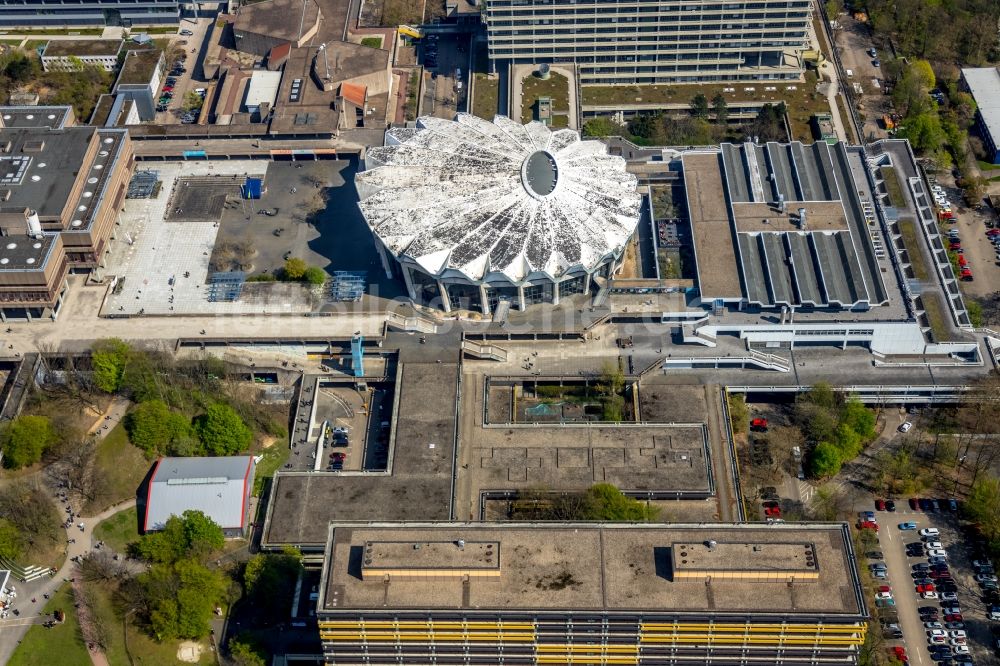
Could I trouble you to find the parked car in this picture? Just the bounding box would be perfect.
[899,421,913,433]
[920,528,941,537]
[886,500,896,511]
[876,499,887,511]
[180,28,193,35]
[900,522,918,530]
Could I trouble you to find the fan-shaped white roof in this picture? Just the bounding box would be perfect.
[356,114,641,282]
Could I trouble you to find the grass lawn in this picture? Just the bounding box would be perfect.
[88,423,150,514]
[360,36,383,49]
[520,71,569,124]
[472,73,499,120]
[253,443,290,496]
[581,70,831,142]
[897,218,929,281]
[921,293,951,343]
[977,160,1000,172]
[9,583,90,666]
[881,166,906,208]
[835,94,857,144]
[93,506,139,554]
[0,28,103,35]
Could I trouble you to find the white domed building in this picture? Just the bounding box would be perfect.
[356,114,642,314]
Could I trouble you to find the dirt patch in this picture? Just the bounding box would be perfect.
[176,641,203,663]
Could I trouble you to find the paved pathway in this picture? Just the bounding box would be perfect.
[0,400,138,664]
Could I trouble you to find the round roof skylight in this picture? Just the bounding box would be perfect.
[25,115,32,120]
[30,175,40,182]
[47,114,55,120]
[99,151,108,157]
[2,115,10,120]
[37,163,45,168]
[103,137,113,144]
[78,205,87,211]
[88,177,98,184]
[93,164,103,170]
[5,243,16,250]
[83,191,92,198]
[25,258,34,265]
[32,242,41,249]
[71,220,83,227]
[0,258,9,265]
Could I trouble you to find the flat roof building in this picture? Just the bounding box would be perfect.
[143,456,256,538]
[233,0,321,56]
[486,0,811,86]
[683,141,889,310]
[113,48,164,121]
[318,522,867,665]
[0,106,133,321]
[41,40,122,72]
[961,67,1000,165]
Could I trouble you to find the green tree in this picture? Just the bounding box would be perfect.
[809,441,843,478]
[193,403,253,455]
[136,510,225,564]
[125,399,192,456]
[91,338,131,394]
[229,637,267,666]
[711,93,728,123]
[0,518,23,559]
[910,59,936,90]
[182,91,203,112]
[243,547,303,622]
[302,266,326,285]
[690,93,709,119]
[583,483,659,521]
[840,398,876,441]
[899,111,946,153]
[282,257,307,280]
[824,0,843,20]
[1,415,57,469]
[965,476,1000,550]
[140,558,227,640]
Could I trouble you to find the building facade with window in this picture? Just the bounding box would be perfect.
[317,522,868,665]
[485,0,811,85]
[0,0,182,28]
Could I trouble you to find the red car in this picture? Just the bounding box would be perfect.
[890,646,908,663]
[909,497,920,510]
[987,229,1000,237]
[858,520,879,532]
[875,499,887,511]
[878,585,892,593]
[763,501,782,518]
[330,452,346,462]
[916,583,936,593]
[162,86,174,92]
[949,242,961,250]
[750,417,768,432]
[958,255,968,267]
[944,613,963,622]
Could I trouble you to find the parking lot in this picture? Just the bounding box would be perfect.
[865,500,999,666]
[929,176,1000,298]
[418,32,471,118]
[154,16,215,124]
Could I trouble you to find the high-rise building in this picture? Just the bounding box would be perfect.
[318,522,868,665]
[0,0,181,29]
[485,0,812,85]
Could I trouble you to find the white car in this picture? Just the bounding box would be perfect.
[927,549,948,558]
[898,421,913,433]
[950,630,967,639]
[920,528,940,537]
[927,629,947,638]
[953,645,971,655]
[941,592,959,601]
[929,635,948,644]
[876,591,894,600]
[924,541,944,549]
[922,591,940,599]
[925,621,944,629]
[950,638,967,646]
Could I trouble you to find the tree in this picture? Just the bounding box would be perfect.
[302,266,326,285]
[91,338,131,394]
[182,91,203,112]
[125,400,193,456]
[229,637,267,666]
[809,441,843,478]
[840,398,876,442]
[728,394,749,434]
[824,0,843,20]
[0,480,61,555]
[282,257,307,280]
[243,548,302,622]
[1,415,57,469]
[582,483,659,521]
[193,403,253,455]
[627,113,660,140]
[0,518,23,560]
[690,93,709,119]
[711,93,728,123]
[136,510,225,564]
[965,476,1000,550]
